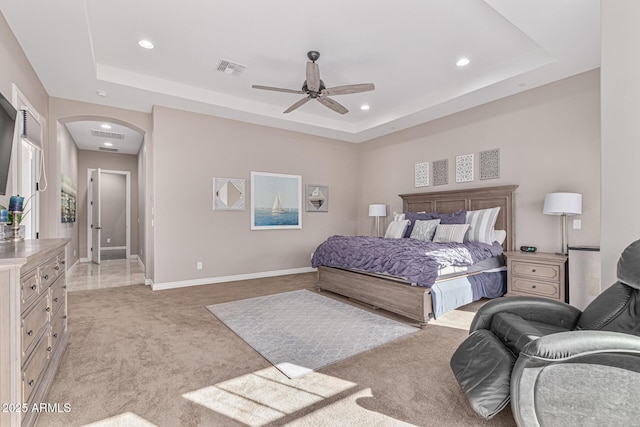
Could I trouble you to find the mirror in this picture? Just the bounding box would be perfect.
[213,177,245,210]
[305,184,329,212]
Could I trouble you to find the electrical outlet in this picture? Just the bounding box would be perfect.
[107,238,111,243]
[73,249,76,257]
[573,219,582,230]
[196,261,203,270]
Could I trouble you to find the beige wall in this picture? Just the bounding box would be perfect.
[151,106,359,284]
[601,1,640,287]
[77,150,139,259]
[356,70,601,253]
[58,124,79,265]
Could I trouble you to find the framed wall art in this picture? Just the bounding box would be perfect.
[213,177,245,210]
[251,171,302,230]
[455,154,474,183]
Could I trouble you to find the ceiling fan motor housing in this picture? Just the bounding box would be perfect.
[302,79,326,98]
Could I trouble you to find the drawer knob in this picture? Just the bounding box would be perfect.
[61,260,65,265]
[43,274,49,280]
[532,285,537,288]
[55,266,60,271]
[63,315,67,319]
[27,330,33,336]
[45,307,51,312]
[531,269,536,273]
[30,284,36,291]
[53,333,58,338]
[47,346,52,352]
[54,297,59,302]
[28,380,34,387]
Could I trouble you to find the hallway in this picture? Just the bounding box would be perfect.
[67,259,146,292]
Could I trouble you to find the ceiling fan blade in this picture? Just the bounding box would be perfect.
[322,83,375,96]
[283,96,311,114]
[317,96,348,114]
[252,85,305,95]
[306,62,320,92]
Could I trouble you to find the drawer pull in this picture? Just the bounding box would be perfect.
[531,269,536,273]
[43,274,49,280]
[47,346,52,352]
[27,330,33,336]
[54,297,59,302]
[30,284,36,291]
[28,380,34,387]
[61,260,65,265]
[55,266,60,271]
[532,285,537,289]
[63,285,67,289]
[45,307,51,312]
[63,315,67,319]
[53,333,58,338]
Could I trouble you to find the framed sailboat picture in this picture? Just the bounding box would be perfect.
[251,171,302,230]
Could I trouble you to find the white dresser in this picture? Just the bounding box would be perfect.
[0,239,70,427]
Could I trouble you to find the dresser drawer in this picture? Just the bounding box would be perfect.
[512,277,560,299]
[22,333,50,404]
[511,261,560,282]
[20,270,40,306]
[22,295,50,357]
[50,276,66,317]
[40,259,58,290]
[50,309,66,355]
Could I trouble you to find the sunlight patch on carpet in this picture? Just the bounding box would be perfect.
[428,309,475,330]
[81,412,157,426]
[182,367,357,426]
[206,290,418,378]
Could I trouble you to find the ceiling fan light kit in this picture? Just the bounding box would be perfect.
[252,51,375,115]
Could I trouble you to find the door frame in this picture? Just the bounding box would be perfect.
[86,168,131,260]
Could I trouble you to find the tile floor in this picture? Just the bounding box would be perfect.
[66,258,146,292]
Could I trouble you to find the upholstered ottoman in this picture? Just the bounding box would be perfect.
[450,329,516,419]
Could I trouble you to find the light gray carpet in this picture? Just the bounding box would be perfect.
[207,290,418,378]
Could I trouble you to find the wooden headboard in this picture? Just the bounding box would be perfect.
[399,185,518,252]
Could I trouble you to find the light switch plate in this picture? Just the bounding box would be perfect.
[573,219,582,229]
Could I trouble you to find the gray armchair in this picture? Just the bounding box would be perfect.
[450,240,640,425]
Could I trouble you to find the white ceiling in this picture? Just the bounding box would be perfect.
[0,0,600,144]
[64,120,143,155]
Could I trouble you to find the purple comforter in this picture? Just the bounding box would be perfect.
[311,235,503,288]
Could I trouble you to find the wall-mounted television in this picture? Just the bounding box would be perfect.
[0,92,17,196]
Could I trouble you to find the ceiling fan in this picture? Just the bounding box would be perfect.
[252,51,375,115]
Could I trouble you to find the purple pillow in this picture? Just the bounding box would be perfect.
[436,210,467,224]
[404,212,438,238]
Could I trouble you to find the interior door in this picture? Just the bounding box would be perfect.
[91,168,101,264]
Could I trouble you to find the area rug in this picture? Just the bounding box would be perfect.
[206,290,418,378]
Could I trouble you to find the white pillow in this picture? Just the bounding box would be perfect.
[410,219,441,241]
[465,207,500,244]
[393,211,406,221]
[384,219,410,239]
[492,230,507,245]
[433,224,470,243]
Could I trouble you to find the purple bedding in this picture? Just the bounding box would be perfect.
[311,235,504,288]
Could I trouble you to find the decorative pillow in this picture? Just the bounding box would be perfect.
[403,211,438,238]
[410,219,441,241]
[384,219,410,239]
[393,212,406,221]
[465,207,501,244]
[492,230,507,245]
[433,224,470,243]
[436,210,467,224]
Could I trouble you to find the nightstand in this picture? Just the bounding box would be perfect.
[504,251,568,302]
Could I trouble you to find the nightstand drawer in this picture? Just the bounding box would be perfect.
[511,261,560,282]
[512,277,560,299]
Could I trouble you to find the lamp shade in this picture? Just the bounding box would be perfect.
[368,204,387,217]
[543,193,582,216]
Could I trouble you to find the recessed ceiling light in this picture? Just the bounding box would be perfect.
[138,39,154,49]
[101,124,112,129]
[104,142,113,147]
[456,57,470,67]
[360,104,370,111]
[96,90,108,97]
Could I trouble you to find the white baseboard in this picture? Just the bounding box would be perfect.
[151,267,317,291]
[66,259,79,275]
[101,246,126,251]
[145,278,153,286]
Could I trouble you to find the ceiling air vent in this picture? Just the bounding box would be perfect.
[91,129,125,140]
[99,147,119,153]
[217,59,246,76]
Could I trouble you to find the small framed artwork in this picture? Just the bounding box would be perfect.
[61,173,77,223]
[251,171,302,230]
[433,159,448,186]
[305,185,328,212]
[213,177,245,210]
[415,162,429,187]
[456,154,474,183]
[480,149,500,180]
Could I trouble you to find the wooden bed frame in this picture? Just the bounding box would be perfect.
[316,185,518,328]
